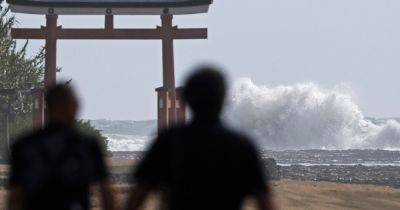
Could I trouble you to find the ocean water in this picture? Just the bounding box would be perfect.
[99,80,400,156]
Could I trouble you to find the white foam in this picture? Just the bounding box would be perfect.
[225,78,400,150]
[105,134,150,151]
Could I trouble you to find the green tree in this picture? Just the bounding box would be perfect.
[0,7,111,155]
[0,7,45,150]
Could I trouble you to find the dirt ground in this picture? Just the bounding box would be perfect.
[1,159,400,209]
[103,158,400,210]
[87,180,400,210]
[1,180,400,209]
[271,180,400,210]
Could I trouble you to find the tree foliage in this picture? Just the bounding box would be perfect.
[0,7,45,142]
[0,8,110,155]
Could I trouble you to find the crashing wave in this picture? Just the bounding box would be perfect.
[106,134,150,151]
[225,78,400,150]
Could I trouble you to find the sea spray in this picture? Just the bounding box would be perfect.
[364,120,400,149]
[225,78,400,150]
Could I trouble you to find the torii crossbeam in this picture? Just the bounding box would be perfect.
[11,13,208,130]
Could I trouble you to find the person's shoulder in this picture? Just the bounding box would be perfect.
[220,125,251,141]
[11,129,45,152]
[71,129,107,155]
[73,129,101,145]
[219,126,259,151]
[157,124,188,139]
[151,124,191,148]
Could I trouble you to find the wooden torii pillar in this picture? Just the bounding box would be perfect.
[12,13,207,131]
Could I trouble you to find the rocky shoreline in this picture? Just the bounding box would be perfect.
[279,164,400,188]
[109,151,400,188]
[107,158,400,189]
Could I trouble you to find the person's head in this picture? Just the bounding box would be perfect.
[183,66,226,121]
[45,84,79,127]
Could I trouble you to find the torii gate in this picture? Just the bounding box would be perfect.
[7,0,212,131]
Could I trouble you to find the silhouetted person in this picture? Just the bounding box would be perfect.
[125,67,276,210]
[8,84,115,210]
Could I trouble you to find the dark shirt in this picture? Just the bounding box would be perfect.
[9,124,108,210]
[133,120,268,210]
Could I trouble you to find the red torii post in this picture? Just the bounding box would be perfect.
[12,13,207,131]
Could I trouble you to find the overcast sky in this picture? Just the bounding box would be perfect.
[9,0,400,120]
